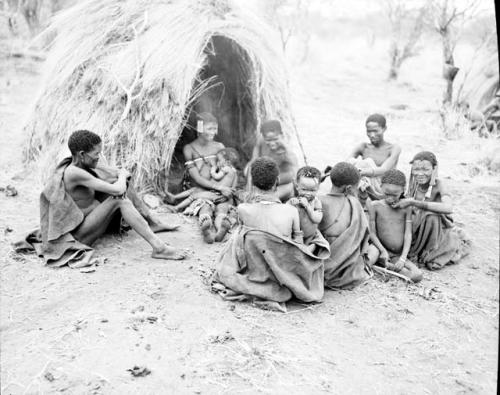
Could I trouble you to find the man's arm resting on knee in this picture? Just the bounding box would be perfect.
[67,166,128,196]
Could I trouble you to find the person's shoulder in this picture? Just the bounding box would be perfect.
[65,164,90,180]
[183,143,194,156]
[386,141,401,154]
[433,179,448,195]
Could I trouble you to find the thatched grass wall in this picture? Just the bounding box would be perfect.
[25,0,295,192]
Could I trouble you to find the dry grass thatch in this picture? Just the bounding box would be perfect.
[24,0,295,192]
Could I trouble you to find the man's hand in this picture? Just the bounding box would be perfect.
[392,199,415,209]
[394,258,406,272]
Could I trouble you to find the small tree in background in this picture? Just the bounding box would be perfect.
[427,0,481,105]
[262,0,312,62]
[384,0,429,80]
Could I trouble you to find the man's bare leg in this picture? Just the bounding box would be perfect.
[126,185,179,232]
[74,197,186,260]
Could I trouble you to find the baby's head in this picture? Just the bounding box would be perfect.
[295,166,321,201]
[381,169,406,206]
[329,162,360,194]
[216,147,240,169]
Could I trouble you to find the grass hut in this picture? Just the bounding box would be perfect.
[25,0,295,192]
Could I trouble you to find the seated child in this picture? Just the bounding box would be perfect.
[238,157,303,243]
[365,169,423,283]
[164,147,239,212]
[287,166,323,251]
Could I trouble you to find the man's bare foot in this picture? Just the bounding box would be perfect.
[150,221,179,233]
[151,245,186,260]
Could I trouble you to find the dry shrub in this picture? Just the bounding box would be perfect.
[24,0,295,193]
[439,104,470,140]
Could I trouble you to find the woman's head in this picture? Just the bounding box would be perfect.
[197,112,218,141]
[410,151,437,186]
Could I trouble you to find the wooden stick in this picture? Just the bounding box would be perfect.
[372,265,413,283]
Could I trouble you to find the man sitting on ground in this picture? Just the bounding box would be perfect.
[319,162,372,289]
[347,113,401,204]
[365,169,423,282]
[35,130,186,267]
[247,120,298,202]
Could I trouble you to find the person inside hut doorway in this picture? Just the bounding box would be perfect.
[347,114,401,206]
[247,120,298,202]
[182,112,236,243]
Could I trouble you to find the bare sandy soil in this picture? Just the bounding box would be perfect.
[1,36,499,394]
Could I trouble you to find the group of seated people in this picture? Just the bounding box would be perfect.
[24,112,469,302]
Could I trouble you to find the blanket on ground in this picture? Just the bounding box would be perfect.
[319,195,372,289]
[12,158,93,268]
[214,226,330,303]
[409,210,470,270]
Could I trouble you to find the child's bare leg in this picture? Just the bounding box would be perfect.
[163,188,196,204]
[401,259,423,283]
[74,197,185,260]
[127,185,179,232]
[199,205,215,244]
[386,257,422,283]
[365,244,380,266]
[214,202,231,242]
[174,196,195,212]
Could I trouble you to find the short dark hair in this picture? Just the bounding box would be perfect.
[260,120,282,136]
[330,162,360,187]
[410,151,437,167]
[217,147,240,168]
[381,169,406,187]
[296,166,321,183]
[366,113,387,128]
[68,130,101,155]
[250,157,279,190]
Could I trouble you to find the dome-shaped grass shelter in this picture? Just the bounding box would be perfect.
[25,0,295,192]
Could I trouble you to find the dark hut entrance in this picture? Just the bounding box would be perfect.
[168,35,258,192]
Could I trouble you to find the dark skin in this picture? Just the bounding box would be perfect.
[349,121,401,177]
[182,121,234,242]
[248,130,298,201]
[64,143,186,260]
[393,160,453,213]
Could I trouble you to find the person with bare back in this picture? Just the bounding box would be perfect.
[182,112,236,243]
[247,120,298,202]
[23,130,187,268]
[348,113,401,204]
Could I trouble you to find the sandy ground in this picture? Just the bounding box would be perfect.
[1,34,499,394]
